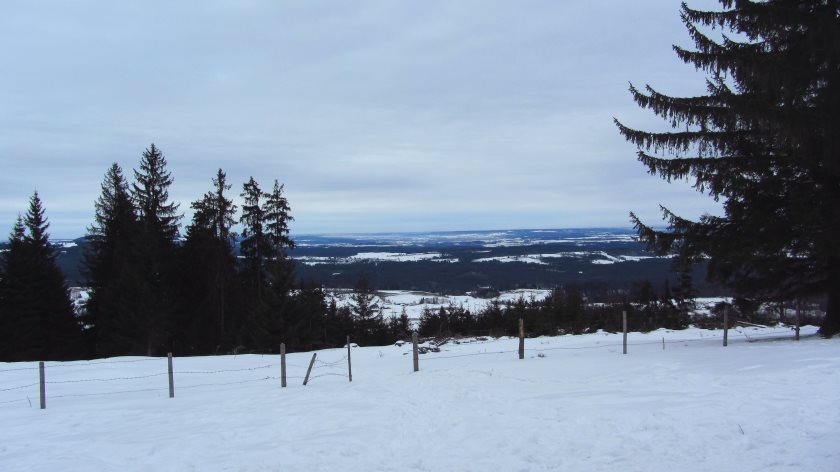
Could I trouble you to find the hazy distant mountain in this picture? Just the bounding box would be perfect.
[18,228,716,295]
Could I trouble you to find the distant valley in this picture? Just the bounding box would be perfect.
[41,228,720,297]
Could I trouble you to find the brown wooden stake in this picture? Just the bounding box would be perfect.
[412,331,419,372]
[280,343,287,388]
[303,353,317,385]
[39,362,45,410]
[168,352,174,398]
[795,301,801,341]
[347,335,352,382]
[518,318,525,359]
[723,306,729,347]
[622,311,627,355]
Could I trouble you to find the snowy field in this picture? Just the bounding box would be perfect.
[1,326,837,471]
[329,288,553,319]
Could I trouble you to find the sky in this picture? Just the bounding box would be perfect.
[0,0,725,239]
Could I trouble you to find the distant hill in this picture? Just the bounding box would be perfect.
[5,228,721,296]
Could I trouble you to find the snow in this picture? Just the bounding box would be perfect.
[351,252,443,262]
[1,326,837,472]
[472,251,658,265]
[294,252,457,265]
[331,289,553,319]
[473,255,547,265]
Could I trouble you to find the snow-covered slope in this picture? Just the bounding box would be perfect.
[329,288,552,319]
[1,327,837,471]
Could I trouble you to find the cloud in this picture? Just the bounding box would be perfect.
[0,0,724,237]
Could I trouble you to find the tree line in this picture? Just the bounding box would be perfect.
[0,144,320,360]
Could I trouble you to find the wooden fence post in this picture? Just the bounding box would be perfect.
[622,311,627,355]
[347,335,353,382]
[412,331,419,372]
[723,306,729,347]
[39,362,45,410]
[280,343,287,388]
[518,318,525,360]
[662,337,665,350]
[168,352,174,398]
[795,300,801,341]
[303,353,317,386]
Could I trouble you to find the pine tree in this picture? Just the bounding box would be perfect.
[263,180,295,253]
[130,144,182,355]
[83,163,140,356]
[239,177,269,301]
[0,217,27,359]
[132,144,180,243]
[262,179,297,347]
[0,193,80,360]
[237,176,298,351]
[176,169,239,353]
[615,1,840,336]
[350,273,385,344]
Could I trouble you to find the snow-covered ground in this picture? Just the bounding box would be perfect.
[1,326,837,471]
[295,252,459,265]
[294,250,663,266]
[330,288,553,319]
[330,289,731,321]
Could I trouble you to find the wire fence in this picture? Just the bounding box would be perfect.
[306,355,350,384]
[0,325,815,410]
[416,326,805,362]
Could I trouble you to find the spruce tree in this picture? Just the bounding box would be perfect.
[0,217,27,360]
[239,177,269,302]
[238,177,298,351]
[263,180,295,253]
[132,143,180,243]
[350,273,385,344]
[615,0,840,336]
[177,169,239,353]
[84,163,140,356]
[0,194,80,360]
[262,180,297,346]
[130,144,181,354]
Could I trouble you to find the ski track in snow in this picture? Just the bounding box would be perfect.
[0,327,838,471]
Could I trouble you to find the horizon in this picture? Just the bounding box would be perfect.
[43,225,643,242]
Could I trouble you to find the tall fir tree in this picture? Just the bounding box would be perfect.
[239,177,269,303]
[614,0,840,336]
[0,217,27,360]
[176,169,239,353]
[0,193,80,360]
[263,180,295,253]
[350,273,386,345]
[238,177,298,351]
[262,179,297,347]
[129,144,182,355]
[83,163,141,357]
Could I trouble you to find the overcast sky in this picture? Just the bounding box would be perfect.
[0,0,725,238]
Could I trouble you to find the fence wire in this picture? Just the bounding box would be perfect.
[0,357,162,374]
[0,382,39,392]
[418,327,804,362]
[308,373,347,381]
[45,372,168,384]
[176,365,273,375]
[314,356,347,368]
